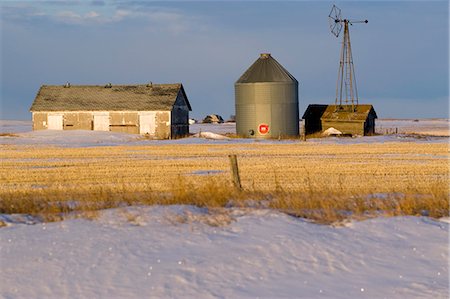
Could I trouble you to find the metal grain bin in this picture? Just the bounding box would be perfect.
[235,53,299,138]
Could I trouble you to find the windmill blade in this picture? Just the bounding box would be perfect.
[328,5,341,21]
[329,17,342,37]
[328,5,342,37]
[330,21,343,37]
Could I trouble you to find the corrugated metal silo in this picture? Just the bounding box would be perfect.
[235,53,299,138]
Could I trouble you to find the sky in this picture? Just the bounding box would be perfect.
[1,0,448,120]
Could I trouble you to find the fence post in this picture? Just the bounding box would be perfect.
[228,154,242,190]
[300,121,306,141]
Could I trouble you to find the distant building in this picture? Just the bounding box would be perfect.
[29,83,192,139]
[226,115,236,123]
[202,114,224,124]
[321,105,377,136]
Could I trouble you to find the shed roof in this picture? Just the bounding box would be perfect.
[30,83,191,112]
[302,104,328,119]
[236,53,298,84]
[321,105,377,122]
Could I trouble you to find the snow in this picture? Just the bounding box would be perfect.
[376,119,449,136]
[1,129,446,147]
[1,119,448,136]
[322,127,342,136]
[0,120,31,133]
[194,131,231,140]
[0,119,448,147]
[190,122,237,135]
[0,206,448,298]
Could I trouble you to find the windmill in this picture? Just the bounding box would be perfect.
[302,5,377,137]
[328,5,368,112]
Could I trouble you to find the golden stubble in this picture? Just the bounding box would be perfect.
[0,142,448,223]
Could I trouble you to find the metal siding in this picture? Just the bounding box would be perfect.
[235,82,299,138]
[255,104,271,136]
[235,85,256,137]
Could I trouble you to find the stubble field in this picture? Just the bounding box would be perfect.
[1,141,447,223]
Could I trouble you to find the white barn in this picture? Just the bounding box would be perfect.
[30,83,192,139]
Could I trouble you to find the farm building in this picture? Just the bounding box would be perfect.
[30,83,192,139]
[202,114,224,124]
[302,104,328,135]
[320,105,377,136]
[235,53,299,138]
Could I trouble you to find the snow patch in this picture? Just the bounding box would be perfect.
[438,217,450,224]
[323,127,343,136]
[194,131,230,140]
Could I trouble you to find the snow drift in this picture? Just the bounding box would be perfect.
[0,206,448,299]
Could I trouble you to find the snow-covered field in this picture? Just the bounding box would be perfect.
[1,206,448,299]
[376,119,449,136]
[0,119,448,147]
[0,119,449,298]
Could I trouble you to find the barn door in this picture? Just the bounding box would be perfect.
[93,112,110,131]
[47,114,63,130]
[139,112,155,135]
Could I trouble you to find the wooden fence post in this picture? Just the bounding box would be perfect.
[300,121,306,141]
[228,154,242,190]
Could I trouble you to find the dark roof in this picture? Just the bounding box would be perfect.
[236,53,298,84]
[302,104,328,119]
[321,105,377,122]
[30,83,191,112]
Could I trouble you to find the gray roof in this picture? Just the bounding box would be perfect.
[236,53,298,84]
[30,83,191,112]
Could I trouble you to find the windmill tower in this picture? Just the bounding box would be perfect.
[329,5,367,112]
[302,5,377,137]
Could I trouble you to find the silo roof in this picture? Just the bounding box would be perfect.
[236,53,298,84]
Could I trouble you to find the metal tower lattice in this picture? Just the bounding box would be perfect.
[328,5,367,111]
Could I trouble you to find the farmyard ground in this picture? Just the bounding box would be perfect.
[0,119,449,298]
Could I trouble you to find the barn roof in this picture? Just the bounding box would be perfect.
[30,83,192,112]
[321,105,377,122]
[236,53,298,84]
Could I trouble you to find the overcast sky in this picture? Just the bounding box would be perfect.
[1,0,448,120]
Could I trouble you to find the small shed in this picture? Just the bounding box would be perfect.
[321,104,377,136]
[30,83,192,139]
[302,104,328,135]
